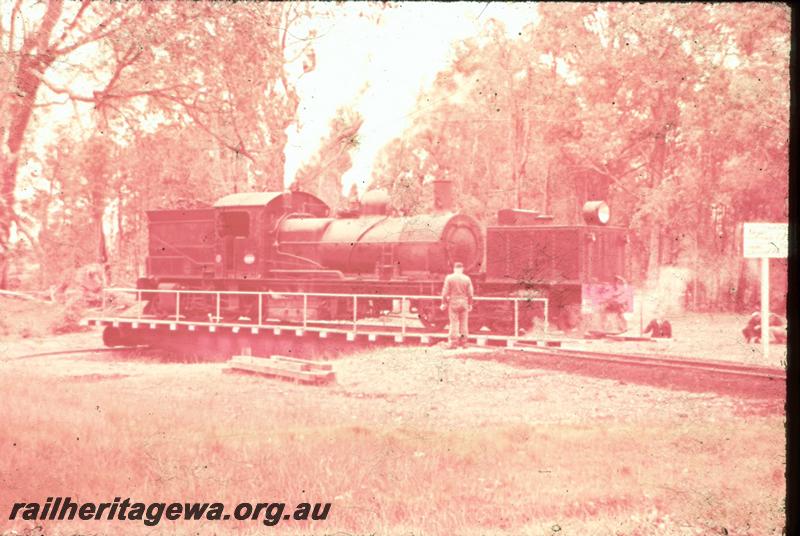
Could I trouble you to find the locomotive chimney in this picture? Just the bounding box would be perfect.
[432,179,454,212]
[361,189,391,216]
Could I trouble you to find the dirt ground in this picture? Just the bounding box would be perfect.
[0,315,787,535]
[564,312,788,369]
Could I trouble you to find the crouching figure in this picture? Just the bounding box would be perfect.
[742,312,787,344]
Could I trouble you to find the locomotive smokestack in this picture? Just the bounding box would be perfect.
[432,179,454,212]
[361,189,391,216]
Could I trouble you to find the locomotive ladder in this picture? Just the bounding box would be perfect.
[376,243,396,278]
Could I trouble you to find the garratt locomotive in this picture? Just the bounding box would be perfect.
[139,180,628,333]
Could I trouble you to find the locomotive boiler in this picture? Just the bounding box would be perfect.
[139,181,628,333]
[276,192,483,277]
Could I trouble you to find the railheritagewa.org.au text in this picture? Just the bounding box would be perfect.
[9,497,331,527]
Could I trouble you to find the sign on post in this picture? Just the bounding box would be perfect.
[743,222,789,259]
[743,222,788,361]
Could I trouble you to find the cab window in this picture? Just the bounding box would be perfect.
[219,211,250,237]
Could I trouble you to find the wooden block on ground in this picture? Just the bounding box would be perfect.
[228,355,335,385]
[270,355,334,371]
[606,334,656,342]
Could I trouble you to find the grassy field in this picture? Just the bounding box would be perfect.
[0,333,785,536]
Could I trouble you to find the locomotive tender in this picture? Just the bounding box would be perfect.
[140,181,628,333]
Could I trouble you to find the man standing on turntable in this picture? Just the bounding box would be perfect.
[440,262,474,348]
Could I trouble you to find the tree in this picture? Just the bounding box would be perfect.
[1,1,320,287]
[371,3,788,309]
[371,18,590,222]
[536,3,789,283]
[20,132,113,289]
[292,106,363,208]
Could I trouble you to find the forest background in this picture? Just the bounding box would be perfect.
[0,2,789,312]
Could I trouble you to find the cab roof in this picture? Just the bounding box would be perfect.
[212,190,330,217]
[213,192,284,208]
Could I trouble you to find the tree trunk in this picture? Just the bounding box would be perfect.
[508,115,517,208]
[544,160,553,214]
[0,0,64,288]
[98,219,109,282]
[733,224,748,312]
[644,91,671,283]
[646,223,660,285]
[117,187,125,282]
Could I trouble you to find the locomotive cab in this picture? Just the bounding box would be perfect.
[212,191,330,280]
[215,208,259,280]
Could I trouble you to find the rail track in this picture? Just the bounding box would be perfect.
[6,346,148,361]
[513,340,785,381]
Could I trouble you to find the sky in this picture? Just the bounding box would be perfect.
[284,2,540,194]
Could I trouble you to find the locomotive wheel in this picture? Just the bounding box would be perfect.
[418,304,447,332]
[317,298,333,321]
[102,326,122,347]
[555,304,582,333]
[241,300,260,323]
[102,326,138,347]
[142,300,157,316]
[487,318,516,336]
[483,304,527,336]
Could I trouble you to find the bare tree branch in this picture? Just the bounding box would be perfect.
[51,5,137,57]
[53,1,91,47]
[7,0,24,51]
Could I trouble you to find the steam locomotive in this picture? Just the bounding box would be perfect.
[139,181,628,333]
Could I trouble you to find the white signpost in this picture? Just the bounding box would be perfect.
[743,222,789,360]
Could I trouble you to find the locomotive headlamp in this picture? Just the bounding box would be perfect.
[243,254,256,265]
[582,201,610,225]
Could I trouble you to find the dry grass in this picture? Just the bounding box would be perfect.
[0,353,785,536]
